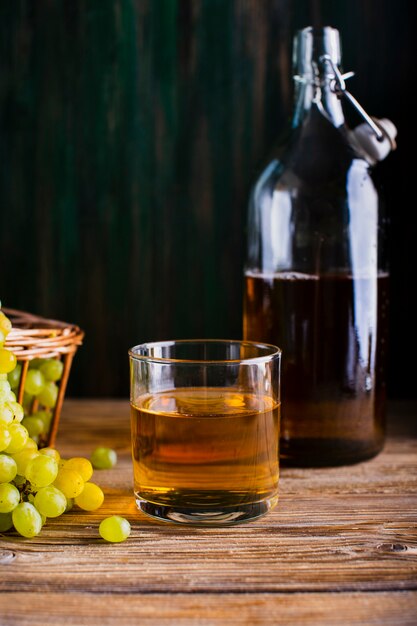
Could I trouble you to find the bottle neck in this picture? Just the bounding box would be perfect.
[292,78,345,128]
[292,27,345,129]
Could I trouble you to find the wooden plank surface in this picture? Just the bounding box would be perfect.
[1,400,417,625]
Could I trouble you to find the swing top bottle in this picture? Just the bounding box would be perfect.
[243,26,389,466]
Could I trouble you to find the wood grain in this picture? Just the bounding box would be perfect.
[0,592,416,626]
[1,400,417,624]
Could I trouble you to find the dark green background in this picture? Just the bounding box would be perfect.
[0,0,414,397]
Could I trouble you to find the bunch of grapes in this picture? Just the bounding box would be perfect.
[7,352,63,447]
[0,309,130,543]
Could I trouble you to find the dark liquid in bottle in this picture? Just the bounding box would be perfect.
[244,271,389,466]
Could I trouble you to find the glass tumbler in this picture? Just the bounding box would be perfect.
[129,339,281,525]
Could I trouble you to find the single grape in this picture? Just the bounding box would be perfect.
[37,381,58,408]
[21,416,44,438]
[39,447,60,462]
[0,424,12,452]
[74,482,104,511]
[99,516,131,543]
[22,391,35,413]
[0,454,17,482]
[23,438,38,451]
[29,358,48,370]
[40,359,64,382]
[53,468,84,498]
[0,404,14,425]
[11,448,40,475]
[65,497,74,512]
[0,379,12,402]
[0,511,13,531]
[25,455,58,489]
[24,369,46,396]
[0,482,20,513]
[13,476,26,488]
[34,486,67,518]
[32,410,52,432]
[12,502,42,537]
[0,349,17,375]
[0,330,4,346]
[90,447,117,470]
[65,457,93,482]
[8,401,24,422]
[0,312,12,337]
[7,363,22,389]
[4,423,29,454]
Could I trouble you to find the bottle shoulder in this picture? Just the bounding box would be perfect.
[252,109,377,203]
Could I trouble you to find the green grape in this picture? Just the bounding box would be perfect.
[0,482,20,513]
[0,331,4,346]
[13,477,26,490]
[90,447,117,470]
[25,455,58,488]
[0,312,12,337]
[65,457,93,482]
[34,486,67,518]
[0,511,13,531]
[22,392,34,411]
[64,497,74,512]
[0,454,17,482]
[0,349,17,375]
[0,424,12,452]
[24,438,38,451]
[40,359,64,382]
[7,363,22,389]
[11,448,39,475]
[53,468,84,498]
[39,447,60,462]
[29,358,48,370]
[37,381,58,408]
[32,410,52,432]
[8,401,24,422]
[12,502,42,537]
[74,482,104,511]
[21,416,44,438]
[0,379,12,402]
[4,423,29,454]
[8,391,16,402]
[99,516,131,543]
[24,369,45,396]
[0,403,14,424]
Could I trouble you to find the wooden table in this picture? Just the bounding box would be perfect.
[1,400,416,625]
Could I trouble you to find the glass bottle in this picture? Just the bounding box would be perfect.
[243,26,389,466]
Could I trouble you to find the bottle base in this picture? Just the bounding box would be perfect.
[280,437,385,467]
[135,494,279,526]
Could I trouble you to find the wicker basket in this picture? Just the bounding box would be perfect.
[4,307,84,447]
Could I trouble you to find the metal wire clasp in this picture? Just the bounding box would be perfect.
[320,54,385,142]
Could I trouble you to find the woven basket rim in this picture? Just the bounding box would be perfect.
[3,307,84,358]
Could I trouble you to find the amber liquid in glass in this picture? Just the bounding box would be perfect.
[244,271,389,466]
[131,388,280,513]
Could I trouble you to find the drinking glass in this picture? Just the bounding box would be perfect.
[129,339,281,525]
